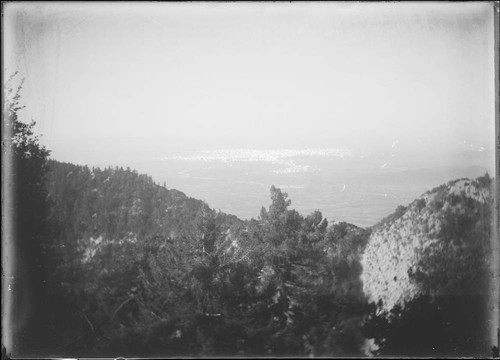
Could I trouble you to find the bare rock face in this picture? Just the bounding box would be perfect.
[360,176,491,311]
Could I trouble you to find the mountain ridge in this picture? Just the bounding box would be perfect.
[47,158,492,310]
[47,159,243,256]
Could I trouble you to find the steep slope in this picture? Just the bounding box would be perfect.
[360,174,492,310]
[46,160,242,260]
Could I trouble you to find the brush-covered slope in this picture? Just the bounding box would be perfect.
[361,174,492,310]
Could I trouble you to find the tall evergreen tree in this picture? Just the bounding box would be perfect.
[3,72,53,355]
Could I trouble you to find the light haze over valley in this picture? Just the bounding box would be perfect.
[4,2,495,226]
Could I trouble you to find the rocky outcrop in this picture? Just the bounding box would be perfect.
[360,175,492,310]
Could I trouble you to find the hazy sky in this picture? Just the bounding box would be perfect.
[3,2,496,164]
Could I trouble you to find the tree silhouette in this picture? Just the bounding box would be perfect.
[3,72,54,355]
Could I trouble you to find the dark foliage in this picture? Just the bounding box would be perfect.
[377,204,407,228]
[363,294,490,357]
[3,72,64,355]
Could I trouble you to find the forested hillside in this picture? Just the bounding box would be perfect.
[43,161,372,357]
[15,158,493,358]
[46,160,241,257]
